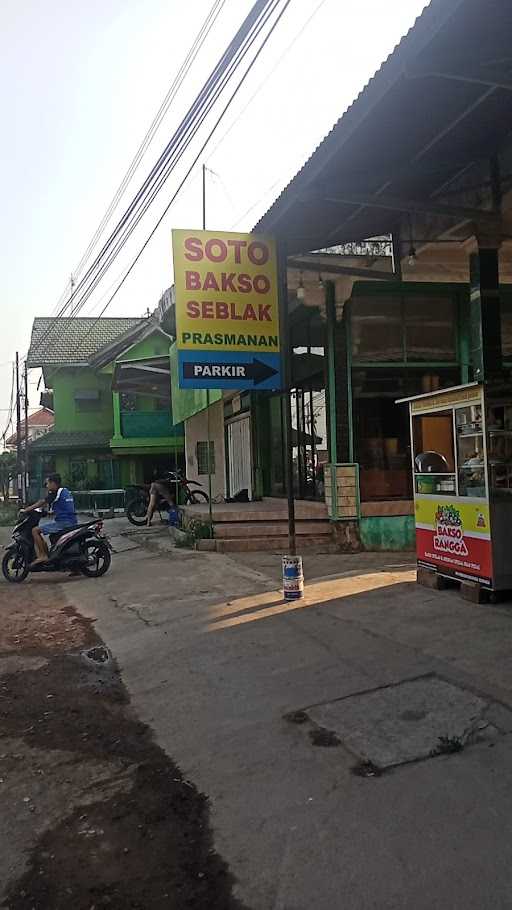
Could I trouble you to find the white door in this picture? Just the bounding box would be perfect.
[227,414,252,500]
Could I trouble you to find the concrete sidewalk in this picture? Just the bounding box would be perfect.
[66,538,512,909]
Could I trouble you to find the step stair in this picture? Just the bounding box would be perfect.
[183,498,334,553]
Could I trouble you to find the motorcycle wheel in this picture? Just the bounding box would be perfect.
[126,493,149,526]
[81,542,112,578]
[185,489,209,505]
[2,548,29,583]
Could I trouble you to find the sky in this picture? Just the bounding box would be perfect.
[0,0,427,431]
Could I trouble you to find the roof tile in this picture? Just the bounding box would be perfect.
[29,430,111,451]
[27,317,143,367]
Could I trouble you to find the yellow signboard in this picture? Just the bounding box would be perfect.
[172,229,280,353]
[172,229,282,391]
[411,386,481,413]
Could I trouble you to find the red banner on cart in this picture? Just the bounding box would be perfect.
[415,498,493,586]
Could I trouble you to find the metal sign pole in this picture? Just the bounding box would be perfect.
[278,243,296,555]
[203,164,214,532]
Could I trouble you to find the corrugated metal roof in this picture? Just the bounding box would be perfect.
[27,317,144,367]
[254,0,511,252]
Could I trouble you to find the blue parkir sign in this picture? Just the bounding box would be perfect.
[178,350,281,391]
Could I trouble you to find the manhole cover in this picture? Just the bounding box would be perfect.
[308,676,488,768]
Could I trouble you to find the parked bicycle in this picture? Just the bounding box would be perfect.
[125,470,209,527]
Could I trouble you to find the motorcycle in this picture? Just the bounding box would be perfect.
[126,470,209,527]
[2,509,112,583]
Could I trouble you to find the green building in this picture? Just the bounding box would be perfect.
[27,315,184,497]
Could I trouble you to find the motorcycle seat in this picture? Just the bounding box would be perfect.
[48,521,96,544]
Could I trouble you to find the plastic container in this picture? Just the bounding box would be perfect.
[168,507,179,527]
[282,555,304,600]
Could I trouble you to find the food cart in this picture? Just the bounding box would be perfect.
[398,381,512,600]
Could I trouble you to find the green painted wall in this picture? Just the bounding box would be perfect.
[359,516,415,551]
[55,454,70,481]
[118,331,170,362]
[118,457,138,486]
[50,368,114,433]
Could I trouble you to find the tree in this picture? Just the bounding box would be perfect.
[0,451,16,503]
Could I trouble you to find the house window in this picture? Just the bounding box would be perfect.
[197,441,215,475]
[75,389,101,412]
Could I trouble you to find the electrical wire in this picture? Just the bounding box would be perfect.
[49,0,227,321]
[34,0,229,359]
[64,1,281,316]
[34,0,286,356]
[32,0,276,364]
[62,0,283,322]
[29,0,294,385]
[207,0,329,163]
[230,177,283,228]
[61,0,294,360]
[1,362,15,441]
[70,0,226,284]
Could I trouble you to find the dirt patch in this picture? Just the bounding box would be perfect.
[0,581,96,654]
[0,582,245,909]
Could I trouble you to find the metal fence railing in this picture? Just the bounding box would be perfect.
[72,489,127,514]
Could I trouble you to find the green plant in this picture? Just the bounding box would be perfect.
[173,513,213,548]
[0,503,19,526]
[0,452,16,503]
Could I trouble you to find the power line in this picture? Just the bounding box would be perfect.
[31,0,280,361]
[49,0,227,322]
[2,362,15,441]
[62,0,294,360]
[35,0,286,344]
[35,0,228,357]
[207,0,329,164]
[230,177,283,228]
[64,0,282,318]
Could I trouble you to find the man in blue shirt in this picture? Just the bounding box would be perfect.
[22,473,78,565]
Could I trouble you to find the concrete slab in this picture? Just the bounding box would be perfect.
[108,535,140,553]
[64,543,512,910]
[308,675,488,767]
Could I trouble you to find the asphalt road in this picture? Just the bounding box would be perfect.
[61,528,512,910]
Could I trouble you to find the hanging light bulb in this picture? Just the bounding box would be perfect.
[318,272,324,289]
[297,271,305,300]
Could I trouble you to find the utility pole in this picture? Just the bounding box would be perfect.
[15,352,23,505]
[24,363,29,500]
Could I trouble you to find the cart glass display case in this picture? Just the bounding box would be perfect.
[398,382,512,592]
